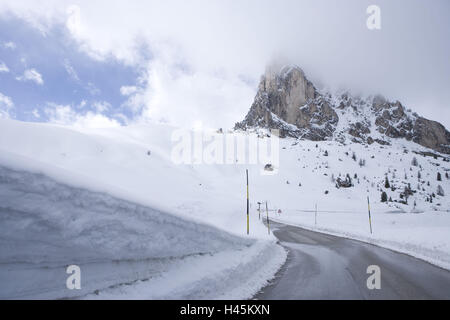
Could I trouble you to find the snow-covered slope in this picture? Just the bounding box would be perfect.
[0,119,272,237]
[0,119,286,299]
[252,136,450,269]
[0,116,449,299]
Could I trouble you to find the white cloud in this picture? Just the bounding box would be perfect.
[1,0,449,128]
[63,59,79,81]
[120,85,138,96]
[44,103,73,123]
[78,99,87,109]
[16,68,44,85]
[66,5,81,38]
[32,108,40,118]
[0,110,9,119]
[75,113,121,128]
[0,92,14,118]
[92,101,111,113]
[112,112,129,125]
[3,41,16,49]
[129,55,255,129]
[45,103,120,128]
[0,61,9,73]
[86,82,100,95]
[0,92,13,109]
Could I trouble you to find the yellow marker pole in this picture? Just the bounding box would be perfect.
[246,169,249,235]
[367,196,373,234]
[266,201,270,235]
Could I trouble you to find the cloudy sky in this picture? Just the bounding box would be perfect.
[0,0,449,129]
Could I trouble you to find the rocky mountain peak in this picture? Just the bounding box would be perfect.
[235,64,450,154]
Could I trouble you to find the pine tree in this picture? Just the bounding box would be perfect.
[437,185,445,196]
[384,176,390,188]
[403,186,410,204]
[346,173,352,185]
[358,159,365,167]
[381,191,388,202]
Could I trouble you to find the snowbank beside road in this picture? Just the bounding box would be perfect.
[0,119,286,299]
[271,210,450,270]
[0,162,285,299]
[84,240,286,300]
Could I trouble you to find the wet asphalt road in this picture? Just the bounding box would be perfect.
[255,221,450,300]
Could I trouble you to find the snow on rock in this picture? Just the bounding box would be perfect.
[236,63,450,154]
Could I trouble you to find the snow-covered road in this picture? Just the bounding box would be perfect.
[255,221,450,299]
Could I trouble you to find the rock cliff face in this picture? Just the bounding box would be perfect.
[235,64,450,154]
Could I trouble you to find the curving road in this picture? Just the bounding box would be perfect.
[255,221,450,300]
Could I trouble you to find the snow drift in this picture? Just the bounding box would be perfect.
[0,159,284,299]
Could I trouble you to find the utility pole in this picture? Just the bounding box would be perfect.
[367,196,373,234]
[246,169,249,235]
[257,202,261,220]
[315,203,317,227]
[266,201,270,235]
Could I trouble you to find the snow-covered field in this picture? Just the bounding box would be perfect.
[0,119,286,299]
[0,117,449,298]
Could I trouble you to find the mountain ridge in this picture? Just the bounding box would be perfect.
[235,64,450,154]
